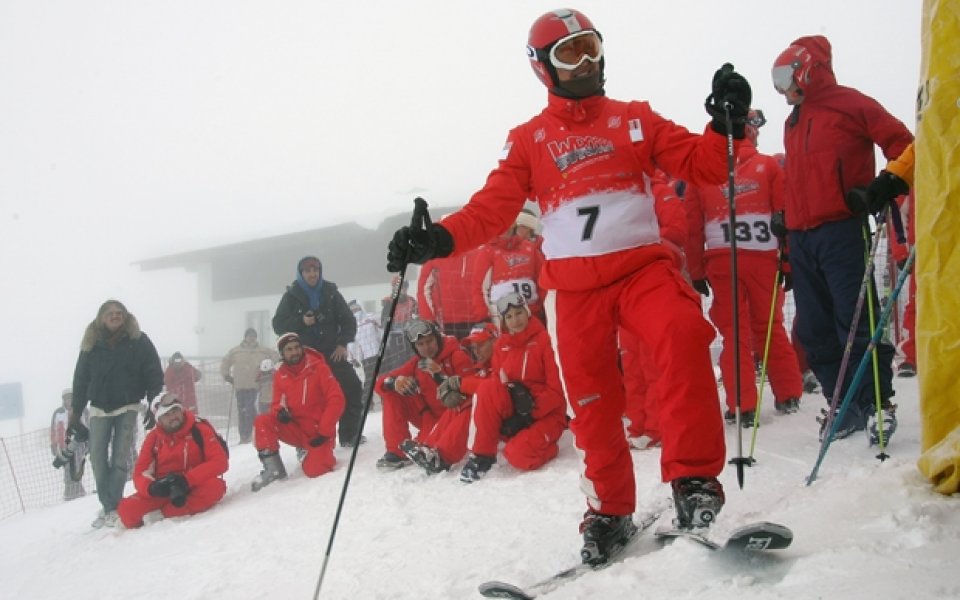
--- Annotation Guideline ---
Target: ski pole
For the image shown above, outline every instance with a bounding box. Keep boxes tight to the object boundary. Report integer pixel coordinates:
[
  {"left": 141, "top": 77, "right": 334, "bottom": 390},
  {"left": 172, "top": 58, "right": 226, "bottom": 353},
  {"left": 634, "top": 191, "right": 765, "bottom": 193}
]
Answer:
[
  {"left": 720, "top": 91, "right": 750, "bottom": 489},
  {"left": 313, "top": 197, "right": 431, "bottom": 599},
  {"left": 747, "top": 243, "right": 785, "bottom": 461},
  {"left": 860, "top": 223, "right": 887, "bottom": 460},
  {"left": 815, "top": 205, "right": 889, "bottom": 443},
  {"left": 806, "top": 246, "right": 914, "bottom": 485}
]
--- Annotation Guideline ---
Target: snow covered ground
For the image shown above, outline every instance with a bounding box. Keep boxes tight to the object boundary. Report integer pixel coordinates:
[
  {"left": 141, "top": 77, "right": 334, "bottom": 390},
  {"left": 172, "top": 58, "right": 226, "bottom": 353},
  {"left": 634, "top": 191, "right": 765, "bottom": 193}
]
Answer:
[{"left": 3, "top": 375, "right": 957, "bottom": 600}]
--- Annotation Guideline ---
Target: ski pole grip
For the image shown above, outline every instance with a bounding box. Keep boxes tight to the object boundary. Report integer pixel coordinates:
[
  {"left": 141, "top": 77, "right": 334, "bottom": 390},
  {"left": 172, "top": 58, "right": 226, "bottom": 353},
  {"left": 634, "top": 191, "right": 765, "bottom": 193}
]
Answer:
[{"left": 412, "top": 196, "right": 431, "bottom": 230}]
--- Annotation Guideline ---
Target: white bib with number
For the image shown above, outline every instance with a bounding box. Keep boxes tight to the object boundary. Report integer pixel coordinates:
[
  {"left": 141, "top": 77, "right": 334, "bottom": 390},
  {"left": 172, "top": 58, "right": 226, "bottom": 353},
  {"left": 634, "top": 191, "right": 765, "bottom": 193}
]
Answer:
[
  {"left": 490, "top": 278, "right": 539, "bottom": 304},
  {"left": 540, "top": 189, "right": 659, "bottom": 260},
  {"left": 704, "top": 212, "right": 777, "bottom": 251}
]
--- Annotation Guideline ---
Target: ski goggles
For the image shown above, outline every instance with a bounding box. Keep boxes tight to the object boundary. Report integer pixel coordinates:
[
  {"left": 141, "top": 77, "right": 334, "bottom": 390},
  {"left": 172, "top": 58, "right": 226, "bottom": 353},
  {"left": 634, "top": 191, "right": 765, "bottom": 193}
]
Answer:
[
  {"left": 495, "top": 292, "right": 527, "bottom": 316},
  {"left": 771, "top": 63, "right": 798, "bottom": 93},
  {"left": 747, "top": 109, "right": 767, "bottom": 128},
  {"left": 404, "top": 320, "right": 436, "bottom": 343},
  {"left": 549, "top": 30, "right": 603, "bottom": 70},
  {"left": 154, "top": 393, "right": 183, "bottom": 418}
]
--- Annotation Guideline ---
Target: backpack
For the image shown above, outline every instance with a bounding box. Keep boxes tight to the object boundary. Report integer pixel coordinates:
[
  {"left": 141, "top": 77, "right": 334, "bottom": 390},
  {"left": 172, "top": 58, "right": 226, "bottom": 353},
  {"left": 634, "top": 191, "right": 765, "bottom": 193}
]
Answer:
[{"left": 191, "top": 417, "right": 230, "bottom": 458}]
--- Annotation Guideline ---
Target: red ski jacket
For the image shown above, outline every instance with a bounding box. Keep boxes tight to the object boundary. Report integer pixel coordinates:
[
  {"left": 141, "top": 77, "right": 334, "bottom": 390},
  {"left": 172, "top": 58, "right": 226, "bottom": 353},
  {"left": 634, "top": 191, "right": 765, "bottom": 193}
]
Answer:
[
  {"left": 780, "top": 36, "right": 913, "bottom": 231},
  {"left": 133, "top": 411, "right": 228, "bottom": 495},
  {"left": 272, "top": 347, "right": 345, "bottom": 440},
  {"left": 376, "top": 335, "right": 475, "bottom": 417},
  {"left": 417, "top": 248, "right": 490, "bottom": 326},
  {"left": 477, "top": 234, "right": 545, "bottom": 317},
  {"left": 492, "top": 318, "right": 566, "bottom": 421},
  {"left": 439, "top": 93, "right": 735, "bottom": 292},
  {"left": 685, "top": 141, "right": 785, "bottom": 280}
]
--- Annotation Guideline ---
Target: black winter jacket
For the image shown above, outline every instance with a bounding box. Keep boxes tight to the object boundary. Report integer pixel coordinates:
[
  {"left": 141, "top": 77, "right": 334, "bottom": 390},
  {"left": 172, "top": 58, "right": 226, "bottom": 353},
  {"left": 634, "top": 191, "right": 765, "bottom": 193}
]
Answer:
[
  {"left": 272, "top": 280, "right": 356, "bottom": 354},
  {"left": 72, "top": 314, "right": 164, "bottom": 415}
]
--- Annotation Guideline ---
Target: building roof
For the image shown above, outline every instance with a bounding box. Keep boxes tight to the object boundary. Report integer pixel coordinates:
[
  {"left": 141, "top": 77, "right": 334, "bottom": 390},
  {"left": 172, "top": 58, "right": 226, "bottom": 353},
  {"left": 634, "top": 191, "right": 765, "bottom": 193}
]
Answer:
[{"left": 135, "top": 206, "right": 461, "bottom": 301}]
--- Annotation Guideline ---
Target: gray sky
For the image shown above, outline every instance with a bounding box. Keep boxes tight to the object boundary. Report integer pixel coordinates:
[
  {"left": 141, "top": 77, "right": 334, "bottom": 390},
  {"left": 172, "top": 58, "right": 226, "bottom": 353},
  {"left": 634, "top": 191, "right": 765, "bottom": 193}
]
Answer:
[{"left": 0, "top": 1, "right": 921, "bottom": 430}]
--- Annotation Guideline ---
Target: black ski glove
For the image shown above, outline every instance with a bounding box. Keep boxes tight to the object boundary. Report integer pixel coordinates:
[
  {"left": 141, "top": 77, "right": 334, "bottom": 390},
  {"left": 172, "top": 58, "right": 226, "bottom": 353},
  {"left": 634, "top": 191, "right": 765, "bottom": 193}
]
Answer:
[
  {"left": 277, "top": 407, "right": 292, "bottom": 424},
  {"left": 866, "top": 170, "right": 910, "bottom": 213},
  {"left": 309, "top": 434, "right": 328, "bottom": 447},
  {"left": 500, "top": 413, "right": 535, "bottom": 438},
  {"left": 705, "top": 63, "right": 751, "bottom": 139},
  {"left": 386, "top": 223, "right": 454, "bottom": 273},
  {"left": 692, "top": 279, "right": 711, "bottom": 297},
  {"left": 770, "top": 211, "right": 787, "bottom": 241},
  {"left": 148, "top": 478, "right": 172, "bottom": 498},
  {"left": 166, "top": 474, "right": 190, "bottom": 507},
  {"left": 505, "top": 382, "right": 534, "bottom": 416}
]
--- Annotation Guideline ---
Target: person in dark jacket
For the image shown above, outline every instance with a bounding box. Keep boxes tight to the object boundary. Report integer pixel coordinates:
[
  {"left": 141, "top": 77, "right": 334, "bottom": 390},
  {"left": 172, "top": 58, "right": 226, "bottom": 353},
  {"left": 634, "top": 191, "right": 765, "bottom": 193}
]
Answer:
[
  {"left": 272, "top": 256, "right": 364, "bottom": 447},
  {"left": 71, "top": 299, "right": 164, "bottom": 528}
]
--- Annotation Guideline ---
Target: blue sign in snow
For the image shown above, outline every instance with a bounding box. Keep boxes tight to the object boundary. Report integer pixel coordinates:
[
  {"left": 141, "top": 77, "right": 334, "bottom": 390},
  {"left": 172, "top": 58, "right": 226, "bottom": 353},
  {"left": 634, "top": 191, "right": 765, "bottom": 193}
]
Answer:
[{"left": 0, "top": 383, "right": 24, "bottom": 420}]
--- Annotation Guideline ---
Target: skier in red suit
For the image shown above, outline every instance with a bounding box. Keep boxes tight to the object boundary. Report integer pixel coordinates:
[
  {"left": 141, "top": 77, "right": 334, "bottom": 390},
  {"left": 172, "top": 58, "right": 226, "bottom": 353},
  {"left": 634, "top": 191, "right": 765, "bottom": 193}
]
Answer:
[
  {"left": 374, "top": 319, "right": 474, "bottom": 470},
  {"left": 417, "top": 247, "right": 491, "bottom": 340},
  {"left": 685, "top": 110, "right": 804, "bottom": 423},
  {"left": 250, "top": 333, "right": 345, "bottom": 491},
  {"left": 459, "top": 293, "right": 567, "bottom": 483},
  {"left": 387, "top": 8, "right": 752, "bottom": 564},
  {"left": 117, "top": 393, "right": 228, "bottom": 528},
  {"left": 477, "top": 217, "right": 546, "bottom": 323}
]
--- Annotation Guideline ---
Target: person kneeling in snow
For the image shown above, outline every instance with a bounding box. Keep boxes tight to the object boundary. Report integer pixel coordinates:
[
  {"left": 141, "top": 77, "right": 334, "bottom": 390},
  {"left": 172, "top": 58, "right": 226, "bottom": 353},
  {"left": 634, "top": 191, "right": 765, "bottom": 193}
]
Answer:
[
  {"left": 117, "top": 393, "right": 228, "bottom": 528},
  {"left": 460, "top": 292, "right": 567, "bottom": 483},
  {"left": 251, "top": 333, "right": 345, "bottom": 491}
]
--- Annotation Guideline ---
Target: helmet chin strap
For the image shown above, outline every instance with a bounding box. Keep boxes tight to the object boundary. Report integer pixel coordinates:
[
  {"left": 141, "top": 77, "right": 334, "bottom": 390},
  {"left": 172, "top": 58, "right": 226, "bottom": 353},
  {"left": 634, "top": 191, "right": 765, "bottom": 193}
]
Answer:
[{"left": 553, "top": 70, "right": 605, "bottom": 99}]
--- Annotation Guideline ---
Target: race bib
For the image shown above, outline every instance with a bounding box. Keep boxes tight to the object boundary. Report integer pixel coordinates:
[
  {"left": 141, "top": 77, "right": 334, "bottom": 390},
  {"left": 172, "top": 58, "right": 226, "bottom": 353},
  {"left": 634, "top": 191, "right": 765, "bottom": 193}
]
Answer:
[
  {"left": 540, "top": 189, "right": 659, "bottom": 259},
  {"left": 704, "top": 213, "right": 777, "bottom": 251},
  {"left": 491, "top": 278, "right": 538, "bottom": 304}
]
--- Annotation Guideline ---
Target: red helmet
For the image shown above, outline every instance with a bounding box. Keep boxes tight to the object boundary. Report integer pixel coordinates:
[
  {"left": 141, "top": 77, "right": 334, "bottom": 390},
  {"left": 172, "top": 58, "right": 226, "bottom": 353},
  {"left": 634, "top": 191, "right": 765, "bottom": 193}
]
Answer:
[
  {"left": 527, "top": 9, "right": 604, "bottom": 96},
  {"left": 771, "top": 44, "right": 813, "bottom": 95}
]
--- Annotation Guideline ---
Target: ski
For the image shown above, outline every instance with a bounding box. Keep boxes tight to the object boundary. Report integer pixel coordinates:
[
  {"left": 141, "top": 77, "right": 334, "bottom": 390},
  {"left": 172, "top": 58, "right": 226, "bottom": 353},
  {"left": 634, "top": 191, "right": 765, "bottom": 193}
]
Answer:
[
  {"left": 478, "top": 508, "right": 665, "bottom": 599},
  {"left": 655, "top": 520, "right": 793, "bottom": 552}
]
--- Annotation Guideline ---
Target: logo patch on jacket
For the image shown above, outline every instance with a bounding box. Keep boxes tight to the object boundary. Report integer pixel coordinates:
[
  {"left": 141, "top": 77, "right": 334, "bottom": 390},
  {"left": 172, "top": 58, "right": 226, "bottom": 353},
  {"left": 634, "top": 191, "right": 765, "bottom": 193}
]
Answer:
[{"left": 547, "top": 135, "right": 615, "bottom": 172}]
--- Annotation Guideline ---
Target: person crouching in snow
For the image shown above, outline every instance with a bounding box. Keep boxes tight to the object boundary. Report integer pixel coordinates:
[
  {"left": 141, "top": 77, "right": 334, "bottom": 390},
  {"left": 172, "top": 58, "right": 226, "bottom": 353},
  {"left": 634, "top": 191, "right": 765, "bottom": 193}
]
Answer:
[
  {"left": 374, "top": 319, "right": 474, "bottom": 471},
  {"left": 251, "top": 332, "right": 345, "bottom": 491},
  {"left": 401, "top": 322, "right": 499, "bottom": 474},
  {"left": 117, "top": 393, "right": 228, "bottom": 528},
  {"left": 460, "top": 292, "right": 568, "bottom": 483}
]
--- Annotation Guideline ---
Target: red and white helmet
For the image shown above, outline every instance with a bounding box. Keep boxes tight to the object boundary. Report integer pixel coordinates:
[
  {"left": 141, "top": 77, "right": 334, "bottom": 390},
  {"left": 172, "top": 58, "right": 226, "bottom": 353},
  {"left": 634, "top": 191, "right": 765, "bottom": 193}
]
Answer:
[
  {"left": 526, "top": 9, "right": 604, "bottom": 94},
  {"left": 771, "top": 44, "right": 813, "bottom": 96}
]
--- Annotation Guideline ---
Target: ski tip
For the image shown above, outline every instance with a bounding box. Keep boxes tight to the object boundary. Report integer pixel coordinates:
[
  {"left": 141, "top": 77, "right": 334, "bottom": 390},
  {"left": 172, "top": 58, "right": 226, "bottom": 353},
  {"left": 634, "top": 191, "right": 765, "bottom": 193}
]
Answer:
[
  {"left": 725, "top": 521, "right": 793, "bottom": 551},
  {"left": 478, "top": 580, "right": 535, "bottom": 599}
]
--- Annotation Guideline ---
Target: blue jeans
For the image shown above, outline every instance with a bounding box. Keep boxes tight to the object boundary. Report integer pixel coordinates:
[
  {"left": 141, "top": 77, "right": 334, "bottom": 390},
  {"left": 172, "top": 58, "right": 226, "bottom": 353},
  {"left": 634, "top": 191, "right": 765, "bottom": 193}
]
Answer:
[
  {"left": 88, "top": 409, "right": 138, "bottom": 512},
  {"left": 789, "top": 217, "right": 895, "bottom": 427}
]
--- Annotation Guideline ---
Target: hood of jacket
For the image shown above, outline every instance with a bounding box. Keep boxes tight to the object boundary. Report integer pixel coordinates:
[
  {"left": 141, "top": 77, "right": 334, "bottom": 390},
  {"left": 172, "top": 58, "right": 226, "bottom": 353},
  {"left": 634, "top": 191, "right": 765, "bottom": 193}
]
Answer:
[
  {"left": 791, "top": 35, "right": 836, "bottom": 100},
  {"left": 80, "top": 312, "right": 142, "bottom": 352}
]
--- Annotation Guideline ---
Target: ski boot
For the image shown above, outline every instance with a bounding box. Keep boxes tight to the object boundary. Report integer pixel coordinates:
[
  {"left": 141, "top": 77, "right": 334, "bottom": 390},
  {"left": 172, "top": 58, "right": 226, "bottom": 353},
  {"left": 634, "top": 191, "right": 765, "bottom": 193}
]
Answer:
[
  {"left": 251, "top": 450, "right": 287, "bottom": 492},
  {"left": 671, "top": 476, "right": 724, "bottom": 530},
  {"left": 579, "top": 510, "right": 638, "bottom": 566},
  {"left": 897, "top": 363, "right": 916, "bottom": 378},
  {"left": 399, "top": 439, "right": 449, "bottom": 474},
  {"left": 724, "top": 410, "right": 756, "bottom": 428},
  {"left": 459, "top": 454, "right": 496, "bottom": 483},
  {"left": 817, "top": 407, "right": 862, "bottom": 442},
  {"left": 775, "top": 397, "right": 801, "bottom": 415},
  {"left": 867, "top": 400, "right": 898, "bottom": 446},
  {"left": 802, "top": 370, "right": 820, "bottom": 393},
  {"left": 376, "top": 451, "right": 412, "bottom": 471}
]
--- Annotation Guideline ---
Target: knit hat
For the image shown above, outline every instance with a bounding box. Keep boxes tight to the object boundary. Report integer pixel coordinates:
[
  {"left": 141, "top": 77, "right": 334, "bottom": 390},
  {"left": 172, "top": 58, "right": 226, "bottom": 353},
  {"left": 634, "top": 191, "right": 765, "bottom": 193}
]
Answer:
[
  {"left": 277, "top": 332, "right": 300, "bottom": 352},
  {"left": 154, "top": 393, "right": 183, "bottom": 418},
  {"left": 298, "top": 256, "right": 321, "bottom": 273}
]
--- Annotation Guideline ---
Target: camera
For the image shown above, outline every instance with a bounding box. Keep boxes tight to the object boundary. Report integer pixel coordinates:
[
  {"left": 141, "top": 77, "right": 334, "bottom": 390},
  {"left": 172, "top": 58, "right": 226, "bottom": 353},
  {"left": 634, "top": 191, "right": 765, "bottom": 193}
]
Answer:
[{"left": 168, "top": 478, "right": 189, "bottom": 508}]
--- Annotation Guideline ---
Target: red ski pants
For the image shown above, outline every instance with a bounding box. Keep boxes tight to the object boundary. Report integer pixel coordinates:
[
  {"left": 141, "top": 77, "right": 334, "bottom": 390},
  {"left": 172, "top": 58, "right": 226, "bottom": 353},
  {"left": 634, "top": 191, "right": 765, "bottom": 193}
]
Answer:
[
  {"left": 422, "top": 404, "right": 472, "bottom": 465},
  {"left": 380, "top": 390, "right": 440, "bottom": 456},
  {"left": 471, "top": 379, "right": 565, "bottom": 470},
  {"left": 117, "top": 478, "right": 226, "bottom": 528},
  {"left": 706, "top": 253, "right": 803, "bottom": 411},
  {"left": 254, "top": 414, "right": 336, "bottom": 478},
  {"left": 546, "top": 260, "right": 725, "bottom": 516},
  {"left": 619, "top": 328, "right": 661, "bottom": 441}
]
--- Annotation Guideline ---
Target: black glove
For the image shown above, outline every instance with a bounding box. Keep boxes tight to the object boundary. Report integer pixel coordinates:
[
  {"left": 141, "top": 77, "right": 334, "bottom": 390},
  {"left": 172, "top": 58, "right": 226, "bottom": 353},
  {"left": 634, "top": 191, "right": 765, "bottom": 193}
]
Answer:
[
  {"left": 781, "top": 272, "right": 794, "bottom": 293},
  {"left": 142, "top": 408, "right": 156, "bottom": 431},
  {"left": 166, "top": 474, "right": 190, "bottom": 507},
  {"left": 770, "top": 211, "right": 787, "bottom": 241},
  {"left": 66, "top": 419, "right": 89, "bottom": 443},
  {"left": 500, "top": 413, "right": 534, "bottom": 437},
  {"left": 386, "top": 223, "right": 454, "bottom": 273},
  {"left": 148, "top": 478, "right": 172, "bottom": 498},
  {"left": 692, "top": 279, "right": 711, "bottom": 297},
  {"left": 705, "top": 63, "right": 751, "bottom": 139},
  {"left": 277, "top": 407, "right": 292, "bottom": 424},
  {"left": 309, "top": 435, "right": 329, "bottom": 447},
  {"left": 866, "top": 170, "right": 910, "bottom": 213},
  {"left": 505, "top": 382, "right": 534, "bottom": 416}
]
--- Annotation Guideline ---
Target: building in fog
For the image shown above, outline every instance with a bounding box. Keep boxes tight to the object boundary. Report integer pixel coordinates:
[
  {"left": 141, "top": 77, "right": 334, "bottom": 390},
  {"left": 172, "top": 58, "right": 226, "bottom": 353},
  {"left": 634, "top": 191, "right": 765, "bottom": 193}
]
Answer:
[{"left": 134, "top": 208, "right": 458, "bottom": 356}]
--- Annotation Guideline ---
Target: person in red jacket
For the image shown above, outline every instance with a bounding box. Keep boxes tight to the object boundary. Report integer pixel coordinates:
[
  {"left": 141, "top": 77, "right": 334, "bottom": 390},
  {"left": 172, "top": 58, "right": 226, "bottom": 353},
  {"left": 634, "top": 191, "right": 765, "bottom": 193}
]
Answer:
[
  {"left": 375, "top": 319, "right": 474, "bottom": 471},
  {"left": 686, "top": 109, "right": 803, "bottom": 424},
  {"left": 387, "top": 9, "right": 750, "bottom": 564},
  {"left": 250, "top": 332, "right": 345, "bottom": 491},
  {"left": 477, "top": 216, "right": 546, "bottom": 323},
  {"left": 117, "top": 393, "right": 228, "bottom": 528},
  {"left": 459, "top": 292, "right": 568, "bottom": 483},
  {"left": 771, "top": 35, "right": 913, "bottom": 443},
  {"left": 399, "top": 322, "right": 499, "bottom": 474},
  {"left": 417, "top": 246, "right": 491, "bottom": 340},
  {"left": 163, "top": 352, "right": 202, "bottom": 413}
]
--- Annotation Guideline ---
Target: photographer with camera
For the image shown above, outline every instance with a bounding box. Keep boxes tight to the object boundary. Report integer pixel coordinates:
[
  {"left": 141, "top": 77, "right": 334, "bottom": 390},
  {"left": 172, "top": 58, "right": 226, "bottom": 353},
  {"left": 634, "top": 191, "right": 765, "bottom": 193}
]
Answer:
[
  {"left": 50, "top": 388, "right": 88, "bottom": 501},
  {"left": 117, "top": 393, "right": 228, "bottom": 529},
  {"left": 272, "top": 255, "right": 365, "bottom": 448}
]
